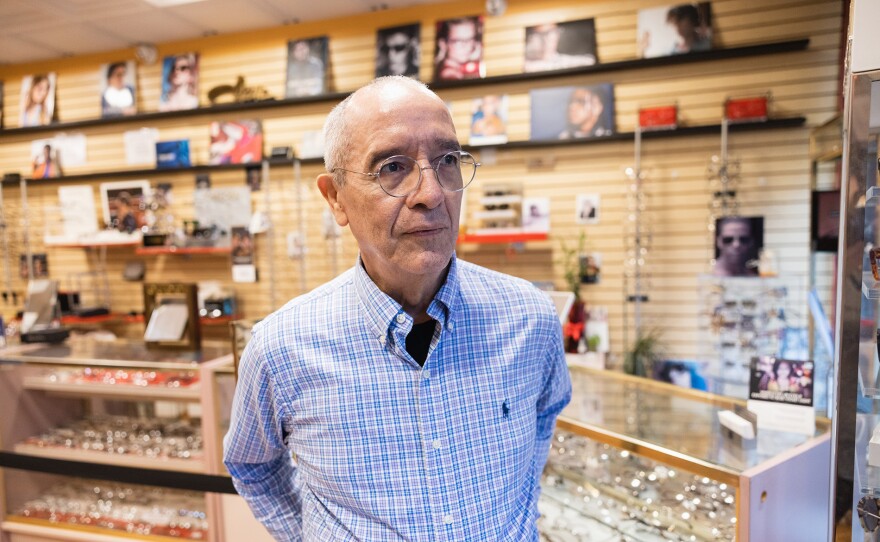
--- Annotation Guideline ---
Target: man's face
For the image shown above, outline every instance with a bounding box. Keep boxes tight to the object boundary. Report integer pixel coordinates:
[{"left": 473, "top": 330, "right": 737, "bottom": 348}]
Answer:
[
  {"left": 446, "top": 21, "right": 477, "bottom": 64},
  {"left": 293, "top": 41, "right": 310, "bottom": 61},
  {"left": 110, "top": 66, "right": 127, "bottom": 89},
  {"left": 325, "top": 86, "right": 462, "bottom": 282},
  {"left": 717, "top": 221, "right": 753, "bottom": 261},
  {"left": 568, "top": 89, "right": 595, "bottom": 125},
  {"left": 385, "top": 32, "right": 411, "bottom": 73}
]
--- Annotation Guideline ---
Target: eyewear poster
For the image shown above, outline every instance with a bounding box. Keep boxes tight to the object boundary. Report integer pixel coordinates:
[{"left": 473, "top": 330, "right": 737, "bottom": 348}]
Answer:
[
  {"left": 524, "top": 18, "right": 597, "bottom": 73},
  {"left": 20, "top": 73, "right": 56, "bottom": 127},
  {"left": 530, "top": 84, "right": 615, "bottom": 141},
  {"left": 713, "top": 216, "right": 763, "bottom": 277},
  {"left": 637, "top": 3, "right": 713, "bottom": 58},
  {"left": 159, "top": 53, "right": 199, "bottom": 112},
  {"left": 286, "top": 37, "right": 328, "bottom": 98},
  {"left": 100, "top": 61, "right": 137, "bottom": 118},
  {"left": 434, "top": 15, "right": 485, "bottom": 81},
  {"left": 209, "top": 120, "right": 263, "bottom": 165},
  {"left": 376, "top": 24, "right": 420, "bottom": 78},
  {"left": 749, "top": 356, "right": 813, "bottom": 407},
  {"left": 469, "top": 94, "right": 508, "bottom": 146}
]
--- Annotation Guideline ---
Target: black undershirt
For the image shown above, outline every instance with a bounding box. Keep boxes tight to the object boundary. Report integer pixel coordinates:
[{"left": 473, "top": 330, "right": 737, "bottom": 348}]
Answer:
[{"left": 405, "top": 319, "right": 436, "bottom": 367}]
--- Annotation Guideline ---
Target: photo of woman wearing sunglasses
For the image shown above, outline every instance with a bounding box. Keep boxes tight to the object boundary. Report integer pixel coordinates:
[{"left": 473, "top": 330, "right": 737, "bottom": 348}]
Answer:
[
  {"left": 159, "top": 53, "right": 199, "bottom": 112},
  {"left": 713, "top": 216, "right": 764, "bottom": 277}
]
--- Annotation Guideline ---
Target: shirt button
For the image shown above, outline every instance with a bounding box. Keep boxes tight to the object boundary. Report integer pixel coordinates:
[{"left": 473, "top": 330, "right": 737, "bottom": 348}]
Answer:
[
  {"left": 396, "top": 314, "right": 406, "bottom": 324},
  {"left": 422, "top": 370, "right": 431, "bottom": 380},
  {"left": 432, "top": 438, "right": 442, "bottom": 449},
  {"left": 379, "top": 336, "right": 387, "bottom": 346},
  {"left": 443, "top": 514, "right": 453, "bottom": 525},
  {"left": 447, "top": 322, "right": 454, "bottom": 331}
]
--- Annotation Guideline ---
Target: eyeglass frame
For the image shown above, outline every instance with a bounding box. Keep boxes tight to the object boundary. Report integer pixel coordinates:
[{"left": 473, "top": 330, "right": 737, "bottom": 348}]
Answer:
[{"left": 331, "top": 149, "right": 480, "bottom": 198}]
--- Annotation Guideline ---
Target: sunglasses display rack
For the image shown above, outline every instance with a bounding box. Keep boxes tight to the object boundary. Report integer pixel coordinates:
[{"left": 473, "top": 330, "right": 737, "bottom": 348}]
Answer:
[
  {"left": 470, "top": 182, "right": 524, "bottom": 235},
  {"left": 706, "top": 119, "right": 742, "bottom": 269},
  {"left": 623, "top": 128, "right": 654, "bottom": 358},
  {"left": 697, "top": 276, "right": 805, "bottom": 399}
]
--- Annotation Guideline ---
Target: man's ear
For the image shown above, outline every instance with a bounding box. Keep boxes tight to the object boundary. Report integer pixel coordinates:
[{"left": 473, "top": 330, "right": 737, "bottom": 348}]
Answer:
[{"left": 317, "top": 173, "right": 349, "bottom": 227}]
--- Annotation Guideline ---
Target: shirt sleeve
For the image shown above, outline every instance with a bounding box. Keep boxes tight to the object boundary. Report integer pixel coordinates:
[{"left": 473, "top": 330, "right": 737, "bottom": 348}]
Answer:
[
  {"left": 223, "top": 325, "right": 302, "bottom": 541},
  {"left": 532, "top": 318, "right": 572, "bottom": 497}
]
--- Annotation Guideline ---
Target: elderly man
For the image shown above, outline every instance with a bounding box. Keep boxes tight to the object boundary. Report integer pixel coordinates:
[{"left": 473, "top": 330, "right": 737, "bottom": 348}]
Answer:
[{"left": 224, "top": 76, "right": 570, "bottom": 541}]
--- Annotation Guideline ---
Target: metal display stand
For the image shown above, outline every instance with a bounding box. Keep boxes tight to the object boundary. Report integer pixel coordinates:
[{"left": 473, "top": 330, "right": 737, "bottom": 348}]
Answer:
[{"left": 623, "top": 128, "right": 651, "bottom": 355}]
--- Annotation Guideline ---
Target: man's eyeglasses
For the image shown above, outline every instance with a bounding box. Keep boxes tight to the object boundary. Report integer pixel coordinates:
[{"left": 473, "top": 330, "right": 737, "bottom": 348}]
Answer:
[
  {"left": 386, "top": 43, "right": 409, "bottom": 53},
  {"left": 721, "top": 235, "right": 751, "bottom": 245},
  {"left": 174, "top": 64, "right": 191, "bottom": 72},
  {"left": 333, "top": 150, "right": 479, "bottom": 198}
]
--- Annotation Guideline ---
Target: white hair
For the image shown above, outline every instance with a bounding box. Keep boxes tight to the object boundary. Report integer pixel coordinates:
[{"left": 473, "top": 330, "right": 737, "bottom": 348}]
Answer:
[{"left": 322, "top": 76, "right": 433, "bottom": 186}]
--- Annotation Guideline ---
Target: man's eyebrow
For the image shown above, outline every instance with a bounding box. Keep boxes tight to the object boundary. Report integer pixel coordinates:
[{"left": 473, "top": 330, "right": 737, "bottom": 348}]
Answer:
[
  {"left": 364, "top": 139, "right": 461, "bottom": 170},
  {"left": 364, "top": 146, "right": 408, "bottom": 171}
]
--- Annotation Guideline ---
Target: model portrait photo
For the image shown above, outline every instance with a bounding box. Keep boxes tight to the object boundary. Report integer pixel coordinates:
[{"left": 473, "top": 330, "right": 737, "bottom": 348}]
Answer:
[
  {"left": 31, "top": 141, "right": 63, "bottom": 179},
  {"left": 522, "top": 197, "right": 551, "bottom": 233},
  {"left": 469, "top": 94, "right": 508, "bottom": 146},
  {"left": 434, "top": 15, "right": 485, "bottom": 81},
  {"left": 286, "top": 37, "right": 328, "bottom": 98},
  {"left": 576, "top": 193, "right": 600, "bottom": 225},
  {"left": 524, "top": 18, "right": 597, "bottom": 73},
  {"left": 713, "top": 215, "right": 764, "bottom": 277},
  {"left": 159, "top": 53, "right": 199, "bottom": 112},
  {"left": 376, "top": 24, "right": 420, "bottom": 78},
  {"left": 100, "top": 61, "right": 137, "bottom": 118},
  {"left": 637, "top": 2, "right": 713, "bottom": 58},
  {"left": 100, "top": 181, "right": 150, "bottom": 233},
  {"left": 209, "top": 120, "right": 263, "bottom": 165},
  {"left": 530, "top": 84, "right": 615, "bottom": 141},
  {"left": 20, "top": 73, "right": 57, "bottom": 127}
]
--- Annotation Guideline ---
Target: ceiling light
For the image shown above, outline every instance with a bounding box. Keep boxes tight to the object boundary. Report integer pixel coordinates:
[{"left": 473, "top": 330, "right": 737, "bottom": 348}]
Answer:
[{"left": 143, "top": 0, "right": 208, "bottom": 7}]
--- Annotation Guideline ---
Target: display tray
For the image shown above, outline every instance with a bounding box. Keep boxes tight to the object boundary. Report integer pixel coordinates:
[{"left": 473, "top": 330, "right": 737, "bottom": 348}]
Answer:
[
  {"left": 561, "top": 366, "right": 828, "bottom": 483},
  {"left": 0, "top": 340, "right": 231, "bottom": 370},
  {"left": 21, "top": 377, "right": 201, "bottom": 401},
  {"left": 11, "top": 444, "right": 205, "bottom": 473},
  {"left": 2, "top": 518, "right": 190, "bottom": 542}
]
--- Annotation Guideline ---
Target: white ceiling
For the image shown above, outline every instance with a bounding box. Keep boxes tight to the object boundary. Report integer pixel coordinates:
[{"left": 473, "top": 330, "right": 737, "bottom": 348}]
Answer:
[{"left": 0, "top": 0, "right": 437, "bottom": 65}]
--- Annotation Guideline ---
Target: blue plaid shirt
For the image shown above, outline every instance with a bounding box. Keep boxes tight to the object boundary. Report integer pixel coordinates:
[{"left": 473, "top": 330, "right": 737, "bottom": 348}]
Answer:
[{"left": 223, "top": 255, "right": 571, "bottom": 541}]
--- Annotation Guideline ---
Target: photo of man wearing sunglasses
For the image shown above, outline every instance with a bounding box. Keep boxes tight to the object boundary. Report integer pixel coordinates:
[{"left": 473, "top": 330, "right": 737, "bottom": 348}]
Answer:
[
  {"left": 376, "top": 23, "right": 420, "bottom": 78},
  {"left": 713, "top": 216, "right": 763, "bottom": 277}
]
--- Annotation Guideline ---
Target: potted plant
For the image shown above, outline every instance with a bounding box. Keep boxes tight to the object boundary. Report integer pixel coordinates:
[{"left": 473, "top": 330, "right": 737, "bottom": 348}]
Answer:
[{"left": 624, "top": 329, "right": 663, "bottom": 377}]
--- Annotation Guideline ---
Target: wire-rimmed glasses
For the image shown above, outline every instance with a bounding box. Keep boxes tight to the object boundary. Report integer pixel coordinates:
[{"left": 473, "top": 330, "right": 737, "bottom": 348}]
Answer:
[{"left": 333, "top": 150, "right": 479, "bottom": 198}]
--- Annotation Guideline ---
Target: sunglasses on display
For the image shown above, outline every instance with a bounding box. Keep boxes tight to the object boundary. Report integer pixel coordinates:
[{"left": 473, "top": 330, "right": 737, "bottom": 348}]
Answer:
[{"left": 721, "top": 235, "right": 751, "bottom": 245}]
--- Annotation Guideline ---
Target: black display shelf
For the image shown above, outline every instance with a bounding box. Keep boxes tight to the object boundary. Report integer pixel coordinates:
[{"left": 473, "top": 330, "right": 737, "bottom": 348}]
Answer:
[
  {"left": 4, "top": 157, "right": 302, "bottom": 185},
  {"left": 0, "top": 450, "right": 236, "bottom": 494},
  {"left": 2, "top": 117, "right": 805, "bottom": 186},
  {"left": 478, "top": 116, "right": 807, "bottom": 151},
  {"left": 431, "top": 38, "right": 809, "bottom": 90},
  {"left": 0, "top": 38, "right": 809, "bottom": 138}
]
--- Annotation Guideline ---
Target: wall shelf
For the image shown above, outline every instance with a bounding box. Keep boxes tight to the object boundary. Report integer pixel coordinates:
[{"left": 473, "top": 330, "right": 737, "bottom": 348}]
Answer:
[
  {"left": 4, "top": 118, "right": 806, "bottom": 187},
  {"left": 135, "top": 245, "right": 232, "bottom": 256},
  {"left": 0, "top": 39, "right": 809, "bottom": 139},
  {"left": 458, "top": 231, "right": 548, "bottom": 244}
]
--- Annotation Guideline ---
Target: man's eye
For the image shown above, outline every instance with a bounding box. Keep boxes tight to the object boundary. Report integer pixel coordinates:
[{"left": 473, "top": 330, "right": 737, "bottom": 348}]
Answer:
[{"left": 381, "top": 160, "right": 408, "bottom": 174}]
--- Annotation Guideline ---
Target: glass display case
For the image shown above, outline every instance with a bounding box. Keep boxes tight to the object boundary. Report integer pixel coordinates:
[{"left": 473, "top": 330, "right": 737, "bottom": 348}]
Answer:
[
  {"left": 830, "top": 43, "right": 880, "bottom": 540},
  {"left": 0, "top": 337, "right": 234, "bottom": 542},
  {"left": 543, "top": 367, "right": 830, "bottom": 541}
]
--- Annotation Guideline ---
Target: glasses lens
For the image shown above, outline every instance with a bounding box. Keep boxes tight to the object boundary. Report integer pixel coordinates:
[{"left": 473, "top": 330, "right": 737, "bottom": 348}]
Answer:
[
  {"left": 435, "top": 151, "right": 476, "bottom": 192},
  {"left": 377, "top": 155, "right": 419, "bottom": 196}
]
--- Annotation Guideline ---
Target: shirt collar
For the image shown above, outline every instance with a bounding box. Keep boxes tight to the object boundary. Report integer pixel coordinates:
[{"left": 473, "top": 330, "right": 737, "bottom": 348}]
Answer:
[{"left": 353, "top": 253, "right": 461, "bottom": 342}]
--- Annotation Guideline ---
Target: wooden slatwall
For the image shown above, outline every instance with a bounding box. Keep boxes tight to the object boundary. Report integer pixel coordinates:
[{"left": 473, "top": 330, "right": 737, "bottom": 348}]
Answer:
[{"left": 0, "top": 0, "right": 841, "bottom": 359}]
